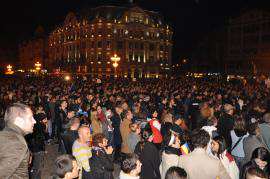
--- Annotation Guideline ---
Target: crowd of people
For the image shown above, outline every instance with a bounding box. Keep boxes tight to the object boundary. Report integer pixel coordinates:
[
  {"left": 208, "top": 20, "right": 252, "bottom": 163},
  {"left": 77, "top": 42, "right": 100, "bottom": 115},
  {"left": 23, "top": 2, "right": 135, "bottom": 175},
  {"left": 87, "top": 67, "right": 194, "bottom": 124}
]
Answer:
[{"left": 0, "top": 75, "right": 270, "bottom": 179}]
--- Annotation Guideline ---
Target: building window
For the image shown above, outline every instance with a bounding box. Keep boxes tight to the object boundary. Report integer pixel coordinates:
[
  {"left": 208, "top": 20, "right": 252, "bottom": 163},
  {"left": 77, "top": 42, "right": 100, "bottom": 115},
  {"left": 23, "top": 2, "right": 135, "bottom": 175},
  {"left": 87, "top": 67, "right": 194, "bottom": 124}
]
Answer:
[
  {"left": 98, "top": 41, "right": 102, "bottom": 48},
  {"left": 106, "top": 41, "right": 111, "bottom": 49},
  {"left": 117, "top": 41, "right": 123, "bottom": 50},
  {"left": 135, "top": 42, "right": 138, "bottom": 49},
  {"left": 160, "top": 45, "right": 164, "bottom": 51},
  {"left": 129, "top": 42, "right": 133, "bottom": 49},
  {"left": 149, "top": 43, "right": 155, "bottom": 51},
  {"left": 81, "top": 42, "right": 86, "bottom": 49},
  {"left": 98, "top": 53, "right": 102, "bottom": 61},
  {"left": 140, "top": 55, "right": 144, "bottom": 61},
  {"left": 98, "top": 29, "right": 102, "bottom": 35},
  {"left": 129, "top": 53, "right": 133, "bottom": 61},
  {"left": 91, "top": 41, "right": 95, "bottom": 48},
  {"left": 135, "top": 55, "right": 138, "bottom": 61},
  {"left": 140, "top": 43, "right": 144, "bottom": 50}
]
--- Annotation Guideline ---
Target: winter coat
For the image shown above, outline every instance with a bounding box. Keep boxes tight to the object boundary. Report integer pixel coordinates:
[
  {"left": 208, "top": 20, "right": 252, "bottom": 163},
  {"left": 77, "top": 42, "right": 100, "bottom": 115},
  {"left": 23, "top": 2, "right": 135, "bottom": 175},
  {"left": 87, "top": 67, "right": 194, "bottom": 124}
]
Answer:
[
  {"left": 135, "top": 142, "right": 161, "bottom": 179},
  {"left": 259, "top": 123, "right": 270, "bottom": 150},
  {"left": 0, "top": 123, "right": 30, "bottom": 179},
  {"left": 218, "top": 151, "right": 239, "bottom": 179},
  {"left": 91, "top": 113, "right": 102, "bottom": 135},
  {"left": 82, "top": 147, "right": 114, "bottom": 179},
  {"left": 177, "top": 148, "right": 231, "bottom": 179},
  {"left": 160, "top": 147, "right": 181, "bottom": 179},
  {"left": 243, "top": 135, "right": 265, "bottom": 164},
  {"left": 111, "top": 114, "right": 122, "bottom": 147},
  {"left": 120, "top": 118, "right": 132, "bottom": 154}
]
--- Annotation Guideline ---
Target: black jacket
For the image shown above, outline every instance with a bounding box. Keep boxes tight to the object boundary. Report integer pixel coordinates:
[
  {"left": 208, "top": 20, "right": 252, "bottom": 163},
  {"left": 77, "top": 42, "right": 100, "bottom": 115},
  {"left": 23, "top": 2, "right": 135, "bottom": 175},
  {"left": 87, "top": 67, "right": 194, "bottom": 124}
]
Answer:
[
  {"left": 135, "top": 142, "right": 161, "bottom": 179},
  {"left": 82, "top": 147, "right": 114, "bottom": 179},
  {"left": 217, "top": 113, "right": 235, "bottom": 149},
  {"left": 26, "top": 120, "right": 47, "bottom": 153},
  {"left": 111, "top": 114, "right": 122, "bottom": 147},
  {"left": 61, "top": 129, "right": 78, "bottom": 155}
]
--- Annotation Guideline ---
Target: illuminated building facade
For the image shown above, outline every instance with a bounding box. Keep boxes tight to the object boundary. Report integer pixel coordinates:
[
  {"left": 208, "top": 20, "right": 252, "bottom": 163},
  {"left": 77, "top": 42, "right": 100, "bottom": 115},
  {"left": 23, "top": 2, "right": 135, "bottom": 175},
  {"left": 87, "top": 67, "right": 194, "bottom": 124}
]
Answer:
[{"left": 48, "top": 5, "right": 173, "bottom": 77}]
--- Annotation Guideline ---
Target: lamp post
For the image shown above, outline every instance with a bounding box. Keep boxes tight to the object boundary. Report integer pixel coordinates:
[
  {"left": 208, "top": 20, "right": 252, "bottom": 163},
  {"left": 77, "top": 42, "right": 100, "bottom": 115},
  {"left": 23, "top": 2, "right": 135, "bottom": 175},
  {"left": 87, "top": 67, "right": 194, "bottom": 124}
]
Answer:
[
  {"left": 111, "top": 54, "right": 120, "bottom": 77},
  {"left": 34, "top": 62, "right": 42, "bottom": 74},
  {"left": 5, "top": 64, "right": 14, "bottom": 75}
]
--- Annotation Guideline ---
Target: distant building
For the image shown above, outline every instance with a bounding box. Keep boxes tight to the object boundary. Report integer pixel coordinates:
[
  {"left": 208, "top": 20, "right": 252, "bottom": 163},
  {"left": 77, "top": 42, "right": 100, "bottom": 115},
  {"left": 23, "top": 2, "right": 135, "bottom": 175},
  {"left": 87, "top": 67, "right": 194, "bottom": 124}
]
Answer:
[
  {"left": 19, "top": 4, "right": 173, "bottom": 78},
  {"left": 192, "top": 8, "right": 270, "bottom": 74},
  {"left": 48, "top": 5, "right": 173, "bottom": 77},
  {"left": 18, "top": 26, "right": 48, "bottom": 70},
  {"left": 191, "top": 28, "right": 227, "bottom": 73},
  {"left": 227, "top": 9, "right": 270, "bottom": 74}
]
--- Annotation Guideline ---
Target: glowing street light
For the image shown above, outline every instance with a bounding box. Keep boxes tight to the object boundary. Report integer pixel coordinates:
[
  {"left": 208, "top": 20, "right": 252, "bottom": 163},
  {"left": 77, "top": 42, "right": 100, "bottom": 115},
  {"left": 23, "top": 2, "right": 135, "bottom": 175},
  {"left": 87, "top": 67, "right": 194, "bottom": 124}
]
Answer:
[
  {"left": 111, "top": 54, "right": 120, "bottom": 77},
  {"left": 182, "top": 58, "right": 188, "bottom": 64},
  {"left": 35, "top": 61, "right": 42, "bottom": 71},
  {"left": 7, "top": 64, "right": 12, "bottom": 71},
  {"left": 5, "top": 64, "right": 14, "bottom": 75},
  {"left": 111, "top": 54, "right": 120, "bottom": 63},
  {"left": 112, "top": 62, "right": 119, "bottom": 68},
  {"left": 64, "top": 75, "right": 71, "bottom": 81}
]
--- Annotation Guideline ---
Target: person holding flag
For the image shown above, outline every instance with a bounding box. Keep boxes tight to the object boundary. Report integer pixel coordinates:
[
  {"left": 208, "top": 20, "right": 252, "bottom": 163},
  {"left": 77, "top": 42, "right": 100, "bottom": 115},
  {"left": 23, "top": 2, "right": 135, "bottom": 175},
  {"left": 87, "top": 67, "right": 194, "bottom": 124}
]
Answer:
[{"left": 160, "top": 124, "right": 190, "bottom": 179}]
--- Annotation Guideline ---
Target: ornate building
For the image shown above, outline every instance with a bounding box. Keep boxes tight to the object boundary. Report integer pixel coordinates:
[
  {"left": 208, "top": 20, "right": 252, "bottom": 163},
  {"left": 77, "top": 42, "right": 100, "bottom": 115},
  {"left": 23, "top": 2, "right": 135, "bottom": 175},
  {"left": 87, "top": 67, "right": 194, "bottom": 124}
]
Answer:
[
  {"left": 48, "top": 5, "right": 173, "bottom": 77},
  {"left": 18, "top": 26, "right": 48, "bottom": 70}
]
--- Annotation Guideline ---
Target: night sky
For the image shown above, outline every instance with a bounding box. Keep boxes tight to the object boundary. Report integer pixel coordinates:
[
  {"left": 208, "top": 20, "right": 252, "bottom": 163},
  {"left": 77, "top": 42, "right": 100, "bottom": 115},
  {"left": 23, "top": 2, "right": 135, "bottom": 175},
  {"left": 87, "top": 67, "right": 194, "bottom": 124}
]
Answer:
[{"left": 0, "top": 0, "right": 268, "bottom": 63}]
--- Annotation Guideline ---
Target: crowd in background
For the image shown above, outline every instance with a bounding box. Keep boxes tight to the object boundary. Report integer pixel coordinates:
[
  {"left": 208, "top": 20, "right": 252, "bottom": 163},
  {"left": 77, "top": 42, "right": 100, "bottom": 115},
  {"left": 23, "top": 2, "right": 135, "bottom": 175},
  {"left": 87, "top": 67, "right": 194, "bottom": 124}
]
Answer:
[{"left": 0, "top": 75, "right": 270, "bottom": 179}]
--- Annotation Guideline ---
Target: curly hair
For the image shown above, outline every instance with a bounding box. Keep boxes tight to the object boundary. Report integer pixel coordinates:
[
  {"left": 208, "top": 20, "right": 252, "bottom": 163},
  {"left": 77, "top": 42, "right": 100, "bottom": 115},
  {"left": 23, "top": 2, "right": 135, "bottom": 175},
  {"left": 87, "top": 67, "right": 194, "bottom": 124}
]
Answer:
[
  {"left": 121, "top": 154, "right": 140, "bottom": 174},
  {"left": 92, "top": 133, "right": 106, "bottom": 147}
]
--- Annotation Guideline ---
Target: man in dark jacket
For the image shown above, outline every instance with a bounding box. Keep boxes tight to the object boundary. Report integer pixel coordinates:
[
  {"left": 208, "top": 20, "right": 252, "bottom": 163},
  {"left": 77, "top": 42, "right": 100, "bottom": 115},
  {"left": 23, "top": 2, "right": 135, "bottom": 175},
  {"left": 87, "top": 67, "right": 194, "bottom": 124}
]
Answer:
[
  {"left": 55, "top": 100, "right": 67, "bottom": 141},
  {"left": 83, "top": 133, "right": 114, "bottom": 179},
  {"left": 0, "top": 103, "right": 36, "bottom": 179},
  {"left": 217, "top": 103, "right": 235, "bottom": 149},
  {"left": 135, "top": 126, "right": 161, "bottom": 179},
  {"left": 111, "top": 105, "right": 123, "bottom": 162},
  {"left": 26, "top": 112, "right": 48, "bottom": 179},
  {"left": 61, "top": 117, "right": 80, "bottom": 155}
]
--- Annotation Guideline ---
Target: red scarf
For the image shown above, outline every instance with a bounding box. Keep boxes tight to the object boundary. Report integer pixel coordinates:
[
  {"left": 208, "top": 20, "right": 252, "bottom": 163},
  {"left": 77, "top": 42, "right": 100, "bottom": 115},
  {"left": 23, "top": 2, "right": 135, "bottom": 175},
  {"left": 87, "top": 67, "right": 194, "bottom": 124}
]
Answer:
[{"left": 97, "top": 111, "right": 106, "bottom": 123}]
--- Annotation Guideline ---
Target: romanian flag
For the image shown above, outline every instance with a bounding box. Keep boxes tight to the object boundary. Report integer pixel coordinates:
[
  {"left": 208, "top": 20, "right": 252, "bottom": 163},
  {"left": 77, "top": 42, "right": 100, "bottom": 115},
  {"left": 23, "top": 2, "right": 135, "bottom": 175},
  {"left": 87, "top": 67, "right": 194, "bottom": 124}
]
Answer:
[{"left": 180, "top": 142, "right": 190, "bottom": 155}]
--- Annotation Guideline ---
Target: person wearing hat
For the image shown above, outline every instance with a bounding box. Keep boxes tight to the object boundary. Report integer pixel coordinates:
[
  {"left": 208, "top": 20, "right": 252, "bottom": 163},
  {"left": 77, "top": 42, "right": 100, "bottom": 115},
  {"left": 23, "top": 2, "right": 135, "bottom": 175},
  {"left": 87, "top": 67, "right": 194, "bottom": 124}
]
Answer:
[{"left": 160, "top": 124, "right": 184, "bottom": 179}]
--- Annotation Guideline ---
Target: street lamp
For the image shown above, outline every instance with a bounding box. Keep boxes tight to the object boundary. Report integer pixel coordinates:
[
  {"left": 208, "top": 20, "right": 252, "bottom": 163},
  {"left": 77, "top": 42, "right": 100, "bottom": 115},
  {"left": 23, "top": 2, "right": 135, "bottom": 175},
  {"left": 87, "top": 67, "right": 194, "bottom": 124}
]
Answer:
[
  {"left": 34, "top": 62, "right": 42, "bottom": 73},
  {"left": 111, "top": 54, "right": 120, "bottom": 77},
  {"left": 5, "top": 64, "right": 14, "bottom": 75}
]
